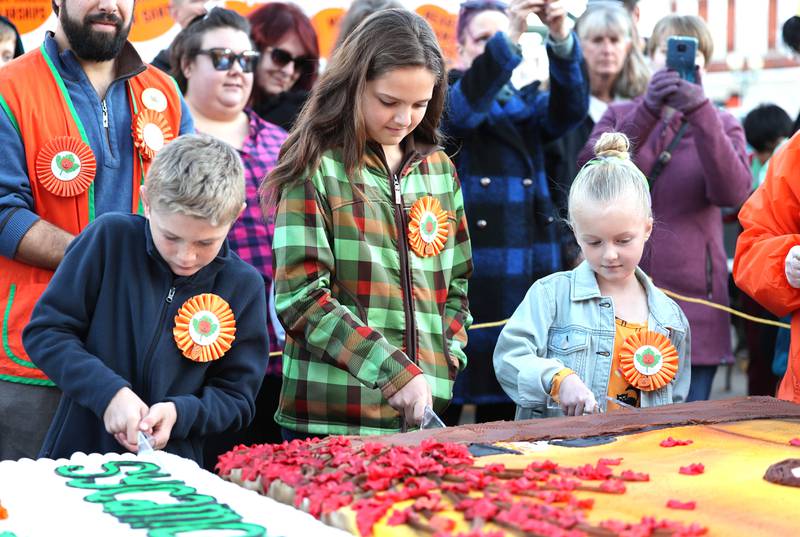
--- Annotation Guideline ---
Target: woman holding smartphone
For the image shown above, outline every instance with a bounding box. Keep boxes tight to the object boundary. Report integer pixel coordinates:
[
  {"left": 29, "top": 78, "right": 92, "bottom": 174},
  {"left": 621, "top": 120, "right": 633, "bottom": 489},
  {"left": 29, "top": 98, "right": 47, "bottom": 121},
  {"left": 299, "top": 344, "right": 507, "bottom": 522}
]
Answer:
[{"left": 578, "top": 14, "right": 751, "bottom": 402}]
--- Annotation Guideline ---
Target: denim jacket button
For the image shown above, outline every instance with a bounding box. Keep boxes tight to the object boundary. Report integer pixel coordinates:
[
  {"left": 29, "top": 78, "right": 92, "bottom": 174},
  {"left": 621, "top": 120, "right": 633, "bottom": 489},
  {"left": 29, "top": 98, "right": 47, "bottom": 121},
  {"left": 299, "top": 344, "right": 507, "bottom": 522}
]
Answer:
[
  {"left": 522, "top": 178, "right": 533, "bottom": 187},
  {"left": 480, "top": 177, "right": 491, "bottom": 187},
  {"left": 476, "top": 219, "right": 487, "bottom": 229},
  {"left": 599, "top": 302, "right": 611, "bottom": 308}
]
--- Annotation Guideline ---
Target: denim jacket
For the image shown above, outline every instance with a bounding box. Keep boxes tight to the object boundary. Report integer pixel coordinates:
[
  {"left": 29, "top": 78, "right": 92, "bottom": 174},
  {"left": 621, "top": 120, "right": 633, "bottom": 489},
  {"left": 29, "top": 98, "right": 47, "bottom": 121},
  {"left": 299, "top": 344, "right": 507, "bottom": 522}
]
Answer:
[{"left": 493, "top": 261, "right": 691, "bottom": 419}]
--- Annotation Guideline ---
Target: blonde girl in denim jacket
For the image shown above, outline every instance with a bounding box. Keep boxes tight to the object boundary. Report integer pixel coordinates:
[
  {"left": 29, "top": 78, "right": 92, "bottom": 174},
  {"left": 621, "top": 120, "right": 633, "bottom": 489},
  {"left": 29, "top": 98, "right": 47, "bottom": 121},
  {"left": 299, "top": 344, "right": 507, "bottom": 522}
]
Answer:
[{"left": 494, "top": 132, "right": 690, "bottom": 419}]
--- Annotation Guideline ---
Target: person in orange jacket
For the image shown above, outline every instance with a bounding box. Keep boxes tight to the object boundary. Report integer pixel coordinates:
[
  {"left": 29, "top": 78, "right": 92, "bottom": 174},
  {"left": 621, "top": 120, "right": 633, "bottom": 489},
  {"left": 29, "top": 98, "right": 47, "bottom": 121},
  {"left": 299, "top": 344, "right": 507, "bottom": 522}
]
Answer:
[{"left": 734, "top": 133, "right": 800, "bottom": 403}]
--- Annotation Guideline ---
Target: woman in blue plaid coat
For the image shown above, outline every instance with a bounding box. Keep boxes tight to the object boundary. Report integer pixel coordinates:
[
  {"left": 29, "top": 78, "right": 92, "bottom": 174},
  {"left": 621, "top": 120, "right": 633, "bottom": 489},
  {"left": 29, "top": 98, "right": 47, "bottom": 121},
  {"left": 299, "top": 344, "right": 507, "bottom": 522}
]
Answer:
[{"left": 442, "top": 0, "right": 588, "bottom": 422}]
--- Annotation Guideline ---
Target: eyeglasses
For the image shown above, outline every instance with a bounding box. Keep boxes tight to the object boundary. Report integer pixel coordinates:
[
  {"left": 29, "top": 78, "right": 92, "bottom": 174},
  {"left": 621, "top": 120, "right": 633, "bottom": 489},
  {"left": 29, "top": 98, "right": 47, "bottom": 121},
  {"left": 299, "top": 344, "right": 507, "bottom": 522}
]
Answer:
[
  {"left": 197, "top": 48, "right": 260, "bottom": 73},
  {"left": 266, "top": 47, "right": 317, "bottom": 76}
]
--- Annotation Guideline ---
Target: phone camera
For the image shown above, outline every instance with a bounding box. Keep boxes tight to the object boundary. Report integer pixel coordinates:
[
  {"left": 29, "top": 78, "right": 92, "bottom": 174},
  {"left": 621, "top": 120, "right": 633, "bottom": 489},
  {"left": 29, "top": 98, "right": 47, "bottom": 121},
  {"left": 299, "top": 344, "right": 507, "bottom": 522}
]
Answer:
[{"left": 677, "top": 44, "right": 686, "bottom": 52}]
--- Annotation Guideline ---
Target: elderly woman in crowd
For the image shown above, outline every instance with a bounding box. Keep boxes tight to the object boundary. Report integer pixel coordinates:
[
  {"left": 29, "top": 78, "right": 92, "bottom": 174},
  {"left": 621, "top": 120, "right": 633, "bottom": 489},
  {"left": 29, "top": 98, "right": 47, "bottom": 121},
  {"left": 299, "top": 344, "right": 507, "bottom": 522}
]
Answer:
[
  {"left": 171, "top": 7, "right": 287, "bottom": 466},
  {"left": 545, "top": 1, "right": 648, "bottom": 253},
  {"left": 248, "top": 2, "right": 319, "bottom": 131},
  {"left": 441, "top": 0, "right": 588, "bottom": 424},
  {"left": 579, "top": 14, "right": 751, "bottom": 401}
]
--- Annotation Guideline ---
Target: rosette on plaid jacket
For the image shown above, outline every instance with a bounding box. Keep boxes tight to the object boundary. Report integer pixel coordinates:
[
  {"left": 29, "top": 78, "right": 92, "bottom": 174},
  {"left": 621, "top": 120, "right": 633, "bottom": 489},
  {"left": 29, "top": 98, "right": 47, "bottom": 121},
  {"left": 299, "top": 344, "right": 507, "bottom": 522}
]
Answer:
[{"left": 272, "top": 140, "right": 473, "bottom": 436}]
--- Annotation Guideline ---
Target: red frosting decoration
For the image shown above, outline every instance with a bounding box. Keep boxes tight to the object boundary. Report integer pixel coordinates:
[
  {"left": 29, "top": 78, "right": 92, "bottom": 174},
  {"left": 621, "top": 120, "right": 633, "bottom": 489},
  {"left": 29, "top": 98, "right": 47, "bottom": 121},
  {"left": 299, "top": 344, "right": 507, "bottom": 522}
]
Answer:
[
  {"left": 679, "top": 463, "right": 705, "bottom": 475},
  {"left": 666, "top": 499, "right": 697, "bottom": 510},
  {"left": 660, "top": 436, "right": 694, "bottom": 447},
  {"left": 35, "top": 136, "right": 96, "bottom": 197}
]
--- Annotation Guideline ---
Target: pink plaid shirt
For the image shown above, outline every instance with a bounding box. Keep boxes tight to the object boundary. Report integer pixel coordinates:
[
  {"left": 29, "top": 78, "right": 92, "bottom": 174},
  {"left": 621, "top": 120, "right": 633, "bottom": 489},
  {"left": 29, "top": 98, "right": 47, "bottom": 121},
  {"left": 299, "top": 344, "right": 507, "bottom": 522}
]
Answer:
[{"left": 225, "top": 109, "right": 287, "bottom": 374}]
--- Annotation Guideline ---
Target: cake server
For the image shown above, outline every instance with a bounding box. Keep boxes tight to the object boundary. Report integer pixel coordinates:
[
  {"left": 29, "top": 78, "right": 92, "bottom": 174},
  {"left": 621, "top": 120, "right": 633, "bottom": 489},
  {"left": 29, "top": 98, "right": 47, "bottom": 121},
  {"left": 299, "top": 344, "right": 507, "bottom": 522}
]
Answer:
[
  {"left": 421, "top": 405, "right": 446, "bottom": 429},
  {"left": 137, "top": 431, "right": 156, "bottom": 454},
  {"left": 605, "top": 395, "right": 639, "bottom": 412}
]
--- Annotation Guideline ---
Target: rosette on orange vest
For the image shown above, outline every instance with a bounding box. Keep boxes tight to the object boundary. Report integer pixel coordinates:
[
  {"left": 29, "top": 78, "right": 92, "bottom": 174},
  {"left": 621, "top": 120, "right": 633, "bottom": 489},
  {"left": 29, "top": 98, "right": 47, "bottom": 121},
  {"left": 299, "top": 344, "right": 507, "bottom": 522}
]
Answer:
[
  {"left": 35, "top": 136, "right": 96, "bottom": 197},
  {"left": 173, "top": 293, "right": 236, "bottom": 362},
  {"left": 132, "top": 109, "right": 174, "bottom": 160},
  {"left": 408, "top": 195, "right": 449, "bottom": 257},
  {"left": 619, "top": 331, "right": 679, "bottom": 391}
]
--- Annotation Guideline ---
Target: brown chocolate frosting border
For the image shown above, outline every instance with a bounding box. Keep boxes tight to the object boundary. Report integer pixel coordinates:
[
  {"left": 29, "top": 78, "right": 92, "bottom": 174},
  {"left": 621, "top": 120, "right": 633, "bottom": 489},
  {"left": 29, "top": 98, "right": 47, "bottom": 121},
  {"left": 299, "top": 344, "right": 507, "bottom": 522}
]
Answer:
[{"left": 370, "top": 396, "right": 800, "bottom": 446}]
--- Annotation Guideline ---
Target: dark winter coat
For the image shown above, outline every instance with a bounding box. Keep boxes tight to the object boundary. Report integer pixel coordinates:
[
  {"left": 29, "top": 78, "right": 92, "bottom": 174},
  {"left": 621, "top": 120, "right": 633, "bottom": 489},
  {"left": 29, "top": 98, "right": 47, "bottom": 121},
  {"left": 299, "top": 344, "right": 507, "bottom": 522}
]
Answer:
[
  {"left": 442, "top": 31, "right": 589, "bottom": 404},
  {"left": 24, "top": 214, "right": 269, "bottom": 464},
  {"left": 252, "top": 89, "right": 309, "bottom": 132}
]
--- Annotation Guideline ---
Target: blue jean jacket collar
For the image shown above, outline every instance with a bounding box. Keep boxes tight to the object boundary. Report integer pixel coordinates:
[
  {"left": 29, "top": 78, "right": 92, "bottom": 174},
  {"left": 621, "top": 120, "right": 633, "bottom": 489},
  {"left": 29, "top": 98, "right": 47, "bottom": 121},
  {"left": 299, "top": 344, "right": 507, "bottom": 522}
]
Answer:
[{"left": 571, "top": 260, "right": 684, "bottom": 331}]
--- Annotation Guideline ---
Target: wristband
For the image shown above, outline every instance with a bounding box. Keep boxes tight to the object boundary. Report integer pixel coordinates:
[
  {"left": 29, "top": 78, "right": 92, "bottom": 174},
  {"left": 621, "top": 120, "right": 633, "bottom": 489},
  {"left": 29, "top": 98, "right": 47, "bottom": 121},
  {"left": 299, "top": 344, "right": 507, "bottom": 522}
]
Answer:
[{"left": 550, "top": 368, "right": 576, "bottom": 403}]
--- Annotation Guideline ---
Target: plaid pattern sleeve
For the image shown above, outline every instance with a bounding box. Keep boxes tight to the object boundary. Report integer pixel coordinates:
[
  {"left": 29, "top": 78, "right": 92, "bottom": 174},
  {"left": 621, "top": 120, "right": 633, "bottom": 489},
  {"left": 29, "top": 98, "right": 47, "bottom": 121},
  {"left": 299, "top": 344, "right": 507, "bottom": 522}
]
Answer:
[
  {"left": 442, "top": 171, "right": 473, "bottom": 373},
  {"left": 273, "top": 149, "right": 473, "bottom": 436},
  {"left": 226, "top": 110, "right": 287, "bottom": 371}
]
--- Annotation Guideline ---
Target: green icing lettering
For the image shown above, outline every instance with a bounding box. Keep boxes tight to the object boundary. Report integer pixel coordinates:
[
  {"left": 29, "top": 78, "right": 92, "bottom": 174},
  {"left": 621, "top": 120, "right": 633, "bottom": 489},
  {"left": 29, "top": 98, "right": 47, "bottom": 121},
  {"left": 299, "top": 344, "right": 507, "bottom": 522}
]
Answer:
[
  {"left": 150, "top": 522, "right": 267, "bottom": 537},
  {"left": 55, "top": 460, "right": 267, "bottom": 536},
  {"left": 56, "top": 460, "right": 162, "bottom": 484}
]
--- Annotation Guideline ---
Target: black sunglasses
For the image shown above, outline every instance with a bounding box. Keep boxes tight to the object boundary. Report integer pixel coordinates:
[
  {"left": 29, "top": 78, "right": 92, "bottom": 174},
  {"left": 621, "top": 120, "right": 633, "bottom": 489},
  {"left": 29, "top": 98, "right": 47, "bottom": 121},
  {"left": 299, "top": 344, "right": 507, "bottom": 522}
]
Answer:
[
  {"left": 197, "top": 48, "right": 260, "bottom": 73},
  {"left": 266, "top": 47, "right": 317, "bottom": 76}
]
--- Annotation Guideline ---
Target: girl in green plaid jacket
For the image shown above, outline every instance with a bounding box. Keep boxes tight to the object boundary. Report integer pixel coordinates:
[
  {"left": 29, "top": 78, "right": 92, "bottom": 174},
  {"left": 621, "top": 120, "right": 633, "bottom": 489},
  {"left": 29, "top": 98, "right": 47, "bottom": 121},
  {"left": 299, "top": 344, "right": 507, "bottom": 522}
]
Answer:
[{"left": 263, "top": 9, "right": 473, "bottom": 438}]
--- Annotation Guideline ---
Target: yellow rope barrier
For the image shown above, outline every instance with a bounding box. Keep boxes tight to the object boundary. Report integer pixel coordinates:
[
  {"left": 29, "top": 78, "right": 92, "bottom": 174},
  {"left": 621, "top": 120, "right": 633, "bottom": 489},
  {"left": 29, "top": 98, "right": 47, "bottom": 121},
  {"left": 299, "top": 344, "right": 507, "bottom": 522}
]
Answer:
[
  {"left": 264, "top": 287, "right": 790, "bottom": 357},
  {"left": 659, "top": 288, "right": 791, "bottom": 329}
]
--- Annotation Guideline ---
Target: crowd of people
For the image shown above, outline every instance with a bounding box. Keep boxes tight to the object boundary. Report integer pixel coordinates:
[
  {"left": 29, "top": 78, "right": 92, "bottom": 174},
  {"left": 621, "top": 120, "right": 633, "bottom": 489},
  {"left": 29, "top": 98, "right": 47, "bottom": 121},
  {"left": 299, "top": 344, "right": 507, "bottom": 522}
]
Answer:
[{"left": 1, "top": 0, "right": 799, "bottom": 471}]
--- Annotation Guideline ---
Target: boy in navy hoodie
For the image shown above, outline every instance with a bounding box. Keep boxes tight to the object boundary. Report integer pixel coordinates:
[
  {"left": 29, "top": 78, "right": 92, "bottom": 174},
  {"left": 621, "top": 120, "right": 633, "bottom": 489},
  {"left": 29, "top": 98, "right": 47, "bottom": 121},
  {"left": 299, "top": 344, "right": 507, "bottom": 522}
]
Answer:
[{"left": 24, "top": 135, "right": 269, "bottom": 464}]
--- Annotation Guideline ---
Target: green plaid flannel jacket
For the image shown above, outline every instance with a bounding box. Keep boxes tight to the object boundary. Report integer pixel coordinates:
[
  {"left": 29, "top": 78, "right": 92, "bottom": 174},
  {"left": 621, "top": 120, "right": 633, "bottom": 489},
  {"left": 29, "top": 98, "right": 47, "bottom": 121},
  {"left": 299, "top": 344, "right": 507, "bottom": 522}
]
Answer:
[{"left": 273, "top": 143, "right": 473, "bottom": 436}]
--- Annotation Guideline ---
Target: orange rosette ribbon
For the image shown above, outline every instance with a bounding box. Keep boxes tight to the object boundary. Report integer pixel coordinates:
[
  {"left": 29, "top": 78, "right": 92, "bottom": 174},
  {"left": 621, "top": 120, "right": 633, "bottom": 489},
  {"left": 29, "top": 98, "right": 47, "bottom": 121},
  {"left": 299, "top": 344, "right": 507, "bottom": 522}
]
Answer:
[
  {"left": 132, "top": 109, "right": 174, "bottom": 160},
  {"left": 35, "top": 136, "right": 96, "bottom": 197},
  {"left": 408, "top": 196, "right": 449, "bottom": 257},
  {"left": 619, "top": 331, "right": 679, "bottom": 391},
  {"left": 173, "top": 293, "right": 236, "bottom": 363}
]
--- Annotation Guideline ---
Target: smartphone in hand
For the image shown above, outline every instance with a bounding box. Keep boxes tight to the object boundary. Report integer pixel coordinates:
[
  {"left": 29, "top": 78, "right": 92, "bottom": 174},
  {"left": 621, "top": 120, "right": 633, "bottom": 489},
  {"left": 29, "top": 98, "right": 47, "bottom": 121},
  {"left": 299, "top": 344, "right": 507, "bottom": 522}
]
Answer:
[{"left": 666, "top": 36, "right": 699, "bottom": 83}]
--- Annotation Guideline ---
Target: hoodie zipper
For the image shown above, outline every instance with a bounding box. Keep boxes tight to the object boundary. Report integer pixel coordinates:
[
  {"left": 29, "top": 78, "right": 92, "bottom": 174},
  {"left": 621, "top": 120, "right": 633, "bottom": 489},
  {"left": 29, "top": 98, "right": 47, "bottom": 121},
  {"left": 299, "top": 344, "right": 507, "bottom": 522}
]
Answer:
[
  {"left": 101, "top": 99, "right": 111, "bottom": 149},
  {"left": 139, "top": 284, "right": 176, "bottom": 400},
  {"left": 391, "top": 173, "right": 417, "bottom": 363}
]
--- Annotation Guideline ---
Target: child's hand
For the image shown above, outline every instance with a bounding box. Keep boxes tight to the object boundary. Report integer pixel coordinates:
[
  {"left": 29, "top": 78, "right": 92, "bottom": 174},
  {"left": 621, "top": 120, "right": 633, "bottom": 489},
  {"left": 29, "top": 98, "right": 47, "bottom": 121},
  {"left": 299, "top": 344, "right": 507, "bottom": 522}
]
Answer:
[
  {"left": 139, "top": 402, "right": 177, "bottom": 450},
  {"left": 785, "top": 246, "right": 800, "bottom": 288},
  {"left": 558, "top": 375, "right": 598, "bottom": 416},
  {"left": 103, "top": 387, "right": 148, "bottom": 452},
  {"left": 387, "top": 375, "right": 432, "bottom": 427}
]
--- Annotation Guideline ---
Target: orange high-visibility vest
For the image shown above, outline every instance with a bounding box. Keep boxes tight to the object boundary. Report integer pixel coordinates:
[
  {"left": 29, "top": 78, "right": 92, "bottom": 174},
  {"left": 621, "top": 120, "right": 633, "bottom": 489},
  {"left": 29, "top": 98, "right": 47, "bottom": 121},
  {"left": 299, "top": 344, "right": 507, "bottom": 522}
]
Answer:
[{"left": 0, "top": 44, "right": 183, "bottom": 385}]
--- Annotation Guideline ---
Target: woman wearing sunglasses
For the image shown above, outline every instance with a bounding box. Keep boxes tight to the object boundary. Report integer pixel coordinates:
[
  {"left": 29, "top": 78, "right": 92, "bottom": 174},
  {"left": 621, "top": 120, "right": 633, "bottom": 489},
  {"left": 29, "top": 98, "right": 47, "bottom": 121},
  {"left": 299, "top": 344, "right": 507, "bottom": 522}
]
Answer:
[
  {"left": 248, "top": 2, "right": 320, "bottom": 131},
  {"left": 170, "top": 8, "right": 288, "bottom": 470}
]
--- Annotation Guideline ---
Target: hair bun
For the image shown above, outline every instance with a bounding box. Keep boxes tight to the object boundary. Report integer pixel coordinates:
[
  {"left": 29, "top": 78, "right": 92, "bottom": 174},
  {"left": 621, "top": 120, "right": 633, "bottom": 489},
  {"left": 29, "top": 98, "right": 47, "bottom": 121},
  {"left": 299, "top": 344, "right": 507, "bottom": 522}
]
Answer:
[{"left": 593, "top": 132, "right": 630, "bottom": 160}]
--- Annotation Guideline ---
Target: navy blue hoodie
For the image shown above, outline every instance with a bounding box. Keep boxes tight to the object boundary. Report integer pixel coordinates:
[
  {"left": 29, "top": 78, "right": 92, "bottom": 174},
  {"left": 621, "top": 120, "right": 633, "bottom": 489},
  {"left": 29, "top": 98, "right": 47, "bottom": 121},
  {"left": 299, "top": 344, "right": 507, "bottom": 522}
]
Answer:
[{"left": 24, "top": 213, "right": 269, "bottom": 464}]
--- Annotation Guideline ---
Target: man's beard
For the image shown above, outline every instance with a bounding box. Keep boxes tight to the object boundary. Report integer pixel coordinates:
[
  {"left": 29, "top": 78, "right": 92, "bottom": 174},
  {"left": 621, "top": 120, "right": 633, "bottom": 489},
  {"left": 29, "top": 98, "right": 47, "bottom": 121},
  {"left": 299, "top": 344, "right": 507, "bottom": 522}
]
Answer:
[{"left": 60, "top": 1, "right": 132, "bottom": 62}]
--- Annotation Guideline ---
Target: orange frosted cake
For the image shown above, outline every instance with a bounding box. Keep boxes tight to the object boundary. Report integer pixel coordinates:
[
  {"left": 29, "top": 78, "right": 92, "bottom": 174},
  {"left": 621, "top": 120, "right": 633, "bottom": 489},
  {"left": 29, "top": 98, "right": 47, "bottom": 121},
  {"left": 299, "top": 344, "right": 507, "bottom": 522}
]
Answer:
[{"left": 217, "top": 396, "right": 800, "bottom": 536}]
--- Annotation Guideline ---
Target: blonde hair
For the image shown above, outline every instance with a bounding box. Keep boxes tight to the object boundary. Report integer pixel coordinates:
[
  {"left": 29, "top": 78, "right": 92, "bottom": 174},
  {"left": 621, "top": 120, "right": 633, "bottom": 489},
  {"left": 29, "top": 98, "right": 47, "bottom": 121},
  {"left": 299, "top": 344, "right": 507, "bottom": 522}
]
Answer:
[
  {"left": 576, "top": 1, "right": 649, "bottom": 99},
  {"left": 646, "top": 14, "right": 714, "bottom": 65},
  {"left": 145, "top": 134, "right": 245, "bottom": 226},
  {"left": 567, "top": 132, "right": 651, "bottom": 227}
]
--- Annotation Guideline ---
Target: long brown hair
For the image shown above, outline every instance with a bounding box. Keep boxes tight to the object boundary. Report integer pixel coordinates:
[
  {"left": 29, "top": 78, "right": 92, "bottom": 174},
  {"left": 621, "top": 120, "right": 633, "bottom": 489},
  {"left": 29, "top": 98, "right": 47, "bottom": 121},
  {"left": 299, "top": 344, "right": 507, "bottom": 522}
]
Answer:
[{"left": 261, "top": 8, "right": 446, "bottom": 209}]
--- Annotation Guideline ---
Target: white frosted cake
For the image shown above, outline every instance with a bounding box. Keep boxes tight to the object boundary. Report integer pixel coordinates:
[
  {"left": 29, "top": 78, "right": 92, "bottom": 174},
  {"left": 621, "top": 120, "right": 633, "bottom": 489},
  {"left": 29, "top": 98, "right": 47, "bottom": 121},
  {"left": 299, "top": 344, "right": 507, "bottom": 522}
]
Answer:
[{"left": 0, "top": 451, "right": 350, "bottom": 537}]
